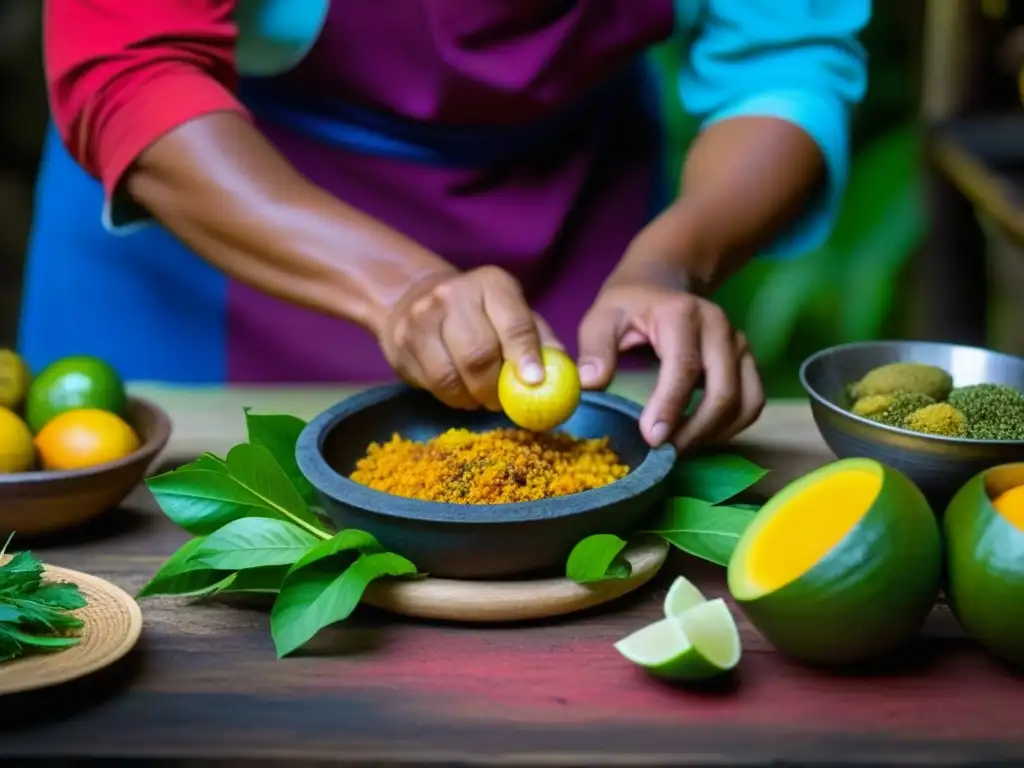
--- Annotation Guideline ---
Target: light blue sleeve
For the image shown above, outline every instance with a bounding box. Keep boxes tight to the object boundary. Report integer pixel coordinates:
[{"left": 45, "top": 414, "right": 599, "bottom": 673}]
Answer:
[{"left": 677, "top": 0, "right": 870, "bottom": 258}]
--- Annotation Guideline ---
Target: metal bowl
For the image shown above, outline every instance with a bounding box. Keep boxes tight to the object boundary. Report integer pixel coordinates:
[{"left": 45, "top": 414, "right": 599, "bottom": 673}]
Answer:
[
  {"left": 800, "top": 340, "right": 1024, "bottom": 509},
  {"left": 296, "top": 383, "right": 676, "bottom": 579}
]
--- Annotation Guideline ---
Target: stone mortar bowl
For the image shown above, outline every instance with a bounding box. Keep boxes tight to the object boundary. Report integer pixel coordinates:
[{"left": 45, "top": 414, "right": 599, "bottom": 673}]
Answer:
[{"left": 296, "top": 383, "right": 676, "bottom": 579}]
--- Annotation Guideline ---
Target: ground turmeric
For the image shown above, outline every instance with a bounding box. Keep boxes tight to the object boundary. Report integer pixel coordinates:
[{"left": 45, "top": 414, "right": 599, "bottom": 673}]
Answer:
[{"left": 349, "top": 427, "right": 629, "bottom": 504}]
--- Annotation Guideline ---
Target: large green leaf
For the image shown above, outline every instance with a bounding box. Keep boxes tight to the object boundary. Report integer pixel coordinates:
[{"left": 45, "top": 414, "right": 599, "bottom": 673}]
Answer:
[
  {"left": 271, "top": 552, "right": 418, "bottom": 657},
  {"left": 668, "top": 453, "right": 767, "bottom": 504},
  {"left": 244, "top": 411, "right": 318, "bottom": 506},
  {"left": 188, "top": 517, "right": 320, "bottom": 571},
  {"left": 646, "top": 498, "right": 757, "bottom": 566}
]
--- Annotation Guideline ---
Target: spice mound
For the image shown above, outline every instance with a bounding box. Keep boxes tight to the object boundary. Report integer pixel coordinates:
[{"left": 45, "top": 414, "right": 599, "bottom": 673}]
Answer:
[
  {"left": 845, "top": 361, "right": 1024, "bottom": 440},
  {"left": 349, "top": 427, "right": 630, "bottom": 504}
]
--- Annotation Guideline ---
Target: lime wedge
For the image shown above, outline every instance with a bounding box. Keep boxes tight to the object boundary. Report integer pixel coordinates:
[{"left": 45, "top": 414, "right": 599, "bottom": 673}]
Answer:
[
  {"left": 663, "top": 575, "right": 708, "bottom": 618},
  {"left": 615, "top": 598, "right": 741, "bottom": 681}
]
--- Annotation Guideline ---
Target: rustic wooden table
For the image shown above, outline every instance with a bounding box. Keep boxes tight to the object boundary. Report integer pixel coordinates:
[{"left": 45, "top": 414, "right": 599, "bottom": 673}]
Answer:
[{"left": 2, "top": 375, "right": 1024, "bottom": 766}]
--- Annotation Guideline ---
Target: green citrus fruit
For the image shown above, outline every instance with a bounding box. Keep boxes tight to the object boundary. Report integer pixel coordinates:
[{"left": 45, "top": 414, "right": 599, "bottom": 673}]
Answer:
[
  {"left": 0, "top": 405, "right": 35, "bottom": 474},
  {"left": 662, "top": 575, "right": 709, "bottom": 618},
  {"left": 0, "top": 349, "right": 31, "bottom": 412},
  {"left": 26, "top": 356, "right": 127, "bottom": 433},
  {"left": 944, "top": 463, "right": 1024, "bottom": 669},
  {"left": 497, "top": 347, "right": 580, "bottom": 432},
  {"left": 727, "top": 457, "right": 942, "bottom": 666},
  {"left": 614, "top": 598, "right": 741, "bottom": 681}
]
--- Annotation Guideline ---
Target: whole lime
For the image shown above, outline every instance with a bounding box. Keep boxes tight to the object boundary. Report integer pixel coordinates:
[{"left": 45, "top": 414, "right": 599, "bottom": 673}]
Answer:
[{"left": 26, "top": 356, "right": 127, "bottom": 433}]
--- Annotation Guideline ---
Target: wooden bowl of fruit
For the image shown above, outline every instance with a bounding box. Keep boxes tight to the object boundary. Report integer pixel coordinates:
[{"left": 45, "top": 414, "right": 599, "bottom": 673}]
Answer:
[{"left": 0, "top": 351, "right": 171, "bottom": 536}]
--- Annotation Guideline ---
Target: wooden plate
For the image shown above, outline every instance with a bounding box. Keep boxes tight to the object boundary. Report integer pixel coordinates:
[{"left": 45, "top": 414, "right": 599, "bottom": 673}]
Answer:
[
  {"left": 0, "top": 561, "right": 143, "bottom": 696},
  {"left": 363, "top": 537, "right": 670, "bottom": 623}
]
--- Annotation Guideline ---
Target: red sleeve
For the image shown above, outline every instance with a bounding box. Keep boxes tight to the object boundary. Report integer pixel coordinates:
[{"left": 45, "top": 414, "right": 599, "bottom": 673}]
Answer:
[{"left": 44, "top": 0, "right": 251, "bottom": 197}]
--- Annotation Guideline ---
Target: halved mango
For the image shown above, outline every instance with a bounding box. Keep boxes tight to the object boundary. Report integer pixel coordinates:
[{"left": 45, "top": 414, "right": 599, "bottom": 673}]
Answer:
[
  {"left": 944, "top": 463, "right": 1024, "bottom": 669},
  {"left": 728, "top": 457, "right": 942, "bottom": 666}
]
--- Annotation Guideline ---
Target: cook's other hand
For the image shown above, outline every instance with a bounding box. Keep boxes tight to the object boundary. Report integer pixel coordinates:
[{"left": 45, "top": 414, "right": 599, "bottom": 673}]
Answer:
[
  {"left": 380, "top": 266, "right": 562, "bottom": 411},
  {"left": 577, "top": 275, "right": 763, "bottom": 452}
]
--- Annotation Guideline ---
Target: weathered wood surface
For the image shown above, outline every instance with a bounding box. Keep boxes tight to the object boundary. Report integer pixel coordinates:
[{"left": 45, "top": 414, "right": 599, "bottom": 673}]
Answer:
[{"left": 2, "top": 377, "right": 1023, "bottom": 766}]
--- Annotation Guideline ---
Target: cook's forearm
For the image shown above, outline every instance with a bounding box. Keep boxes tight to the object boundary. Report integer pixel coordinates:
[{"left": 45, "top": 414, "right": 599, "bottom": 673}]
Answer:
[
  {"left": 126, "top": 112, "right": 456, "bottom": 334},
  {"left": 612, "top": 116, "right": 824, "bottom": 295}
]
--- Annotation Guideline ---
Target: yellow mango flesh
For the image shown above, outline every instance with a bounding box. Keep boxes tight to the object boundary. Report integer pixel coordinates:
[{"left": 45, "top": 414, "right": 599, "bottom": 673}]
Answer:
[
  {"left": 746, "top": 469, "right": 882, "bottom": 593},
  {"left": 991, "top": 484, "right": 1024, "bottom": 532}
]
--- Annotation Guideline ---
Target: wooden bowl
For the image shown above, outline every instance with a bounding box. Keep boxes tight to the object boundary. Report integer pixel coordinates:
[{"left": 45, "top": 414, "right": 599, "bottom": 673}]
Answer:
[{"left": 0, "top": 398, "right": 172, "bottom": 537}]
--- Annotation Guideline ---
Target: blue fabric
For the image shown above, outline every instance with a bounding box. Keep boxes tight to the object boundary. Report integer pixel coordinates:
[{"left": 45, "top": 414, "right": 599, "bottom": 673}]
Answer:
[
  {"left": 677, "top": 0, "right": 870, "bottom": 258},
  {"left": 18, "top": 123, "right": 228, "bottom": 383}
]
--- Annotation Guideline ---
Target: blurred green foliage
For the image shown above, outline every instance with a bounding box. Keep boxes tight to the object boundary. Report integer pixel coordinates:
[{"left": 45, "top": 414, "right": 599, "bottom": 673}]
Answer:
[{"left": 649, "top": 6, "right": 922, "bottom": 396}]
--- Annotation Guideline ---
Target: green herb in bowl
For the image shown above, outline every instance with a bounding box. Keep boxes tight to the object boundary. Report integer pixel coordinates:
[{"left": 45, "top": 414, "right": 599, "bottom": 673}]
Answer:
[{"left": 0, "top": 535, "right": 88, "bottom": 662}]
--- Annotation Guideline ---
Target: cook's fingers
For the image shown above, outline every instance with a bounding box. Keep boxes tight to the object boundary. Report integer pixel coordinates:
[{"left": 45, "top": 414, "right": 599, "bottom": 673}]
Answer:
[
  {"left": 412, "top": 329, "right": 479, "bottom": 410},
  {"left": 533, "top": 313, "right": 565, "bottom": 352},
  {"left": 671, "top": 306, "right": 740, "bottom": 451},
  {"left": 641, "top": 303, "right": 702, "bottom": 447},
  {"left": 716, "top": 349, "right": 765, "bottom": 445},
  {"left": 441, "top": 302, "right": 503, "bottom": 411},
  {"left": 577, "top": 305, "right": 625, "bottom": 390},
  {"left": 480, "top": 269, "right": 545, "bottom": 385}
]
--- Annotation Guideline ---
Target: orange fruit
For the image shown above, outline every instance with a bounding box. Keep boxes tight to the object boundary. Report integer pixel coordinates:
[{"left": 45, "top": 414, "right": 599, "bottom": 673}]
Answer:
[
  {"left": 34, "top": 408, "right": 141, "bottom": 472},
  {"left": 0, "top": 405, "right": 35, "bottom": 474}
]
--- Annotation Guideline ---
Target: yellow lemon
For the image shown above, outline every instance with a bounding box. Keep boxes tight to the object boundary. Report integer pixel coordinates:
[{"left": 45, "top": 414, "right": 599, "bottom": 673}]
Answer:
[
  {"left": 34, "top": 408, "right": 141, "bottom": 472},
  {"left": 498, "top": 347, "right": 581, "bottom": 432},
  {"left": 0, "top": 405, "right": 35, "bottom": 474},
  {"left": 0, "top": 349, "right": 31, "bottom": 412}
]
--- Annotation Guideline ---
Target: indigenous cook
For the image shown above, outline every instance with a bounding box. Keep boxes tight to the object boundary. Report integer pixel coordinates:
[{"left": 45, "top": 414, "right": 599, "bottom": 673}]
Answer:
[{"left": 23, "top": 0, "right": 869, "bottom": 452}]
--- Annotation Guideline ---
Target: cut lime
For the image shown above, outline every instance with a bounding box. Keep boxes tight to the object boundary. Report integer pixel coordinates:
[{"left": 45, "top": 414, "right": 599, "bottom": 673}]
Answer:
[
  {"left": 615, "top": 598, "right": 741, "bottom": 681},
  {"left": 663, "top": 575, "right": 708, "bottom": 618}
]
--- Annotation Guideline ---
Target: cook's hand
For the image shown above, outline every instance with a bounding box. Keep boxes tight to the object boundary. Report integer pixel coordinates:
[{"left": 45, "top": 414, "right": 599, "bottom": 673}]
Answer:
[
  {"left": 380, "top": 266, "right": 562, "bottom": 411},
  {"left": 577, "top": 281, "right": 764, "bottom": 451}
]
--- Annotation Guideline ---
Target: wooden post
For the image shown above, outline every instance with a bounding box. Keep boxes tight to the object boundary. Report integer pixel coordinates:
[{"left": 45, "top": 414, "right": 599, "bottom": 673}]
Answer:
[{"left": 916, "top": 0, "right": 990, "bottom": 345}]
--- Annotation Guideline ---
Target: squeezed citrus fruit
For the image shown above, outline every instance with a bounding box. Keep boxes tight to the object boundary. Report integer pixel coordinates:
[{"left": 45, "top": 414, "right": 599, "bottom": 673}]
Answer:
[
  {"left": 497, "top": 347, "right": 581, "bottom": 432},
  {"left": 0, "top": 405, "right": 35, "bottom": 474},
  {"left": 26, "top": 356, "right": 127, "bottom": 433},
  {"left": 944, "top": 464, "right": 1024, "bottom": 668},
  {"left": 34, "top": 408, "right": 141, "bottom": 471},
  {"left": 0, "top": 349, "right": 31, "bottom": 411},
  {"left": 728, "top": 457, "right": 942, "bottom": 666}
]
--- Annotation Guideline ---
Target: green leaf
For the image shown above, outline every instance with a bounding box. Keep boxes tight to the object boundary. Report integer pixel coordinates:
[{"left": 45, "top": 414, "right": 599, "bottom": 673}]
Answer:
[
  {"left": 271, "top": 551, "right": 418, "bottom": 657},
  {"left": 198, "top": 566, "right": 289, "bottom": 596},
  {"left": 224, "top": 443, "right": 327, "bottom": 534},
  {"left": 1, "top": 627, "right": 81, "bottom": 650},
  {"left": 669, "top": 453, "right": 768, "bottom": 504},
  {"left": 189, "top": 453, "right": 229, "bottom": 473},
  {"left": 139, "top": 536, "right": 292, "bottom": 599},
  {"left": 244, "top": 410, "right": 318, "bottom": 506},
  {"left": 145, "top": 469, "right": 267, "bottom": 535},
  {"left": 565, "top": 534, "right": 632, "bottom": 583},
  {"left": 646, "top": 498, "right": 757, "bottom": 567},
  {"left": 188, "top": 517, "right": 319, "bottom": 571},
  {"left": 146, "top": 444, "right": 329, "bottom": 538},
  {"left": 137, "top": 537, "right": 221, "bottom": 598},
  {"left": 286, "top": 529, "right": 385, "bottom": 575}
]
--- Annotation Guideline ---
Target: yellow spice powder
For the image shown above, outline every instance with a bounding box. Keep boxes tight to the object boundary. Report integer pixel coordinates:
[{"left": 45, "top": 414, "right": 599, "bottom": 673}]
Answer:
[{"left": 349, "top": 427, "right": 630, "bottom": 504}]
